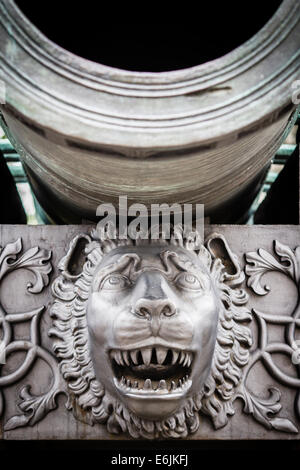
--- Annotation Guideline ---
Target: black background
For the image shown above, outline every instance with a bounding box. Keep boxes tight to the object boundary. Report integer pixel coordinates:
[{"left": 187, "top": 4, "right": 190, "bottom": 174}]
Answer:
[{"left": 16, "top": 0, "right": 282, "bottom": 72}]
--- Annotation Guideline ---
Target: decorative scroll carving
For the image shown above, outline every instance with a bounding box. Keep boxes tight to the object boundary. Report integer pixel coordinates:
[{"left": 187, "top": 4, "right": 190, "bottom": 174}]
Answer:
[
  {"left": 0, "top": 239, "right": 62, "bottom": 430},
  {"left": 1, "top": 232, "right": 299, "bottom": 439},
  {"left": 240, "top": 240, "right": 300, "bottom": 433}
]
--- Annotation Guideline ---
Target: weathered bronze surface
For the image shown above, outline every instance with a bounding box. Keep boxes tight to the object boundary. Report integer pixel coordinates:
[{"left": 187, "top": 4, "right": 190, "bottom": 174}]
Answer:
[{"left": 0, "top": 1, "right": 299, "bottom": 222}]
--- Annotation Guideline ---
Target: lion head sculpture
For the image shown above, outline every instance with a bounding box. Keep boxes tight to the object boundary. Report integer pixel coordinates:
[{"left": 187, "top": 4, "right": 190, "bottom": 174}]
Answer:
[{"left": 50, "top": 226, "right": 252, "bottom": 439}]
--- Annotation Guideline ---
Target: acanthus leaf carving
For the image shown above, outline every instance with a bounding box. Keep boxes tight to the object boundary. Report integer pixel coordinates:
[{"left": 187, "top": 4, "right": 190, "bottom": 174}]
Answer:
[
  {"left": 245, "top": 240, "right": 300, "bottom": 295},
  {"left": 0, "top": 238, "right": 52, "bottom": 293},
  {"left": 238, "top": 385, "right": 298, "bottom": 433},
  {"left": 0, "top": 238, "right": 64, "bottom": 431},
  {"left": 4, "top": 384, "right": 60, "bottom": 431},
  {"left": 269, "top": 417, "right": 299, "bottom": 434},
  {"left": 243, "top": 239, "right": 300, "bottom": 433}
]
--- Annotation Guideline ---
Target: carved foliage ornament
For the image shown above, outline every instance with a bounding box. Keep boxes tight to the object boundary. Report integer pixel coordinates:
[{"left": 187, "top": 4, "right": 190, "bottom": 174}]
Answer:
[
  {"left": 0, "top": 229, "right": 299, "bottom": 438},
  {"left": 0, "top": 238, "right": 59, "bottom": 429},
  {"left": 241, "top": 241, "right": 300, "bottom": 433}
]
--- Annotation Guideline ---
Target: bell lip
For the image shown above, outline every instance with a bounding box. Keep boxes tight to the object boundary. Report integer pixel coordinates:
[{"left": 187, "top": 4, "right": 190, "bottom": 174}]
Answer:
[
  {"left": 4, "top": 0, "right": 291, "bottom": 89},
  {"left": 0, "top": 0, "right": 298, "bottom": 150}
]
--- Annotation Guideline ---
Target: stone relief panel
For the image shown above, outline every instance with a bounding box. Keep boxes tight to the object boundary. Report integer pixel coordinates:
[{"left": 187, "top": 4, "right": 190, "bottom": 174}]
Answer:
[
  {"left": 0, "top": 238, "right": 60, "bottom": 431},
  {"left": 242, "top": 241, "right": 300, "bottom": 433},
  {"left": 0, "top": 226, "right": 299, "bottom": 440}
]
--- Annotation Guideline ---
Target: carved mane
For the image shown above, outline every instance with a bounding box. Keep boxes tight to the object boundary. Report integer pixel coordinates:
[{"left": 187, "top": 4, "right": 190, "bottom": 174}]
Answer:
[{"left": 50, "top": 227, "right": 252, "bottom": 438}]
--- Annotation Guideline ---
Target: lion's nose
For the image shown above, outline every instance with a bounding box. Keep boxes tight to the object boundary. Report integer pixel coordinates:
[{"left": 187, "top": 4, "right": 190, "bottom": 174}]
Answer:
[
  {"left": 134, "top": 298, "right": 176, "bottom": 335},
  {"left": 135, "top": 298, "right": 176, "bottom": 319}
]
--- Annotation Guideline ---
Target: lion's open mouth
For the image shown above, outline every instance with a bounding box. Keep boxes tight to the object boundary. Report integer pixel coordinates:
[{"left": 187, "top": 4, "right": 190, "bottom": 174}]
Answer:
[{"left": 110, "top": 347, "right": 193, "bottom": 395}]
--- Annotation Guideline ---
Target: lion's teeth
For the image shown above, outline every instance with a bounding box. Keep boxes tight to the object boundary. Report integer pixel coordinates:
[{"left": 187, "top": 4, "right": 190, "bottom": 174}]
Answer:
[
  {"left": 122, "top": 351, "right": 130, "bottom": 366},
  {"left": 144, "top": 378, "right": 152, "bottom": 390},
  {"left": 114, "top": 346, "right": 192, "bottom": 390},
  {"left": 112, "top": 351, "right": 119, "bottom": 364},
  {"left": 156, "top": 347, "right": 168, "bottom": 364},
  {"left": 179, "top": 352, "right": 186, "bottom": 364},
  {"left": 141, "top": 349, "right": 152, "bottom": 365},
  {"left": 186, "top": 354, "right": 192, "bottom": 367},
  {"left": 183, "top": 354, "right": 189, "bottom": 367},
  {"left": 130, "top": 350, "right": 139, "bottom": 365},
  {"left": 116, "top": 350, "right": 124, "bottom": 365},
  {"left": 158, "top": 379, "right": 167, "bottom": 390},
  {"left": 171, "top": 350, "right": 179, "bottom": 364}
]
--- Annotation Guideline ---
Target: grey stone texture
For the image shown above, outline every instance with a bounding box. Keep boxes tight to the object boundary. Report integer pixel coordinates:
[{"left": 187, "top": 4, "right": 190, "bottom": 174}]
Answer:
[{"left": 0, "top": 224, "right": 299, "bottom": 440}]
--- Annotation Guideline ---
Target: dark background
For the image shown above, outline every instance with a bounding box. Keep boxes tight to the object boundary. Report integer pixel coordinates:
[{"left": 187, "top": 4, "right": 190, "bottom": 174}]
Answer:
[{"left": 16, "top": 0, "right": 282, "bottom": 72}]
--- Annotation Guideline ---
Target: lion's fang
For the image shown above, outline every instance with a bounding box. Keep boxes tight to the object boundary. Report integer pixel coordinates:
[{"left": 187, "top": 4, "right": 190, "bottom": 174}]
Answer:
[
  {"left": 179, "top": 352, "right": 186, "bottom": 364},
  {"left": 130, "top": 350, "right": 139, "bottom": 364},
  {"left": 141, "top": 349, "right": 152, "bottom": 365},
  {"left": 183, "top": 354, "right": 190, "bottom": 367},
  {"left": 171, "top": 350, "right": 179, "bottom": 364},
  {"left": 156, "top": 348, "right": 168, "bottom": 364},
  {"left": 123, "top": 351, "right": 130, "bottom": 366},
  {"left": 116, "top": 350, "right": 124, "bottom": 366}
]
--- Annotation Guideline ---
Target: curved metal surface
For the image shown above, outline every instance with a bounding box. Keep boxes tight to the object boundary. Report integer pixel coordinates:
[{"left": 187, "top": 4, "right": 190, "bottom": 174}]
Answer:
[{"left": 0, "top": 0, "right": 299, "bottom": 222}]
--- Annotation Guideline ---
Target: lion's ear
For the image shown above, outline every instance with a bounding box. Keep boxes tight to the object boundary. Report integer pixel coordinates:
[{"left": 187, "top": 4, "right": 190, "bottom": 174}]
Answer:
[
  {"left": 205, "top": 233, "right": 244, "bottom": 285},
  {"left": 58, "top": 234, "right": 91, "bottom": 280}
]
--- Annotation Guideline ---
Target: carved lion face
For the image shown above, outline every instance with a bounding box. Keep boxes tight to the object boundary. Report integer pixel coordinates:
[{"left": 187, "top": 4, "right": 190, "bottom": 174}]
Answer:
[
  {"left": 86, "top": 244, "right": 219, "bottom": 421},
  {"left": 51, "top": 228, "right": 252, "bottom": 439}
]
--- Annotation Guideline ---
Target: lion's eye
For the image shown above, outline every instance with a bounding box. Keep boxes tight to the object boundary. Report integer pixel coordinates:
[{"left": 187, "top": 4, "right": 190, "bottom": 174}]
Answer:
[
  {"left": 175, "top": 272, "right": 203, "bottom": 291},
  {"left": 100, "top": 274, "right": 130, "bottom": 291}
]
